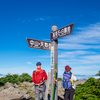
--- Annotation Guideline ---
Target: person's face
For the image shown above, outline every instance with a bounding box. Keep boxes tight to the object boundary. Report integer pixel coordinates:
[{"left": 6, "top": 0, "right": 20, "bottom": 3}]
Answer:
[{"left": 36, "top": 65, "right": 41, "bottom": 68}]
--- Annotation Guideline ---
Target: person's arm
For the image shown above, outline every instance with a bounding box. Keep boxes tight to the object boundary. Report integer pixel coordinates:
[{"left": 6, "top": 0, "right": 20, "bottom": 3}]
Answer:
[{"left": 71, "top": 73, "right": 77, "bottom": 81}]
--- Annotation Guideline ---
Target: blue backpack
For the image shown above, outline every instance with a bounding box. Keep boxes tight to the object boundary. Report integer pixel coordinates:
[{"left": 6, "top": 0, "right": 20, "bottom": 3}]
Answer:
[{"left": 62, "top": 72, "right": 72, "bottom": 89}]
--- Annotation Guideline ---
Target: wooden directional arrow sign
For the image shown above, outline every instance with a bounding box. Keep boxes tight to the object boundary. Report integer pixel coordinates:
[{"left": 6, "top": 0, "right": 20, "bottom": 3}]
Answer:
[
  {"left": 50, "top": 23, "right": 74, "bottom": 41},
  {"left": 26, "top": 38, "right": 51, "bottom": 51}
]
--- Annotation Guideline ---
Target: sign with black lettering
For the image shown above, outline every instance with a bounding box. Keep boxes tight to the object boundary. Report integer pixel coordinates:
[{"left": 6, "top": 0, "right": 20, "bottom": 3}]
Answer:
[
  {"left": 50, "top": 23, "right": 74, "bottom": 41},
  {"left": 26, "top": 38, "right": 51, "bottom": 51}
]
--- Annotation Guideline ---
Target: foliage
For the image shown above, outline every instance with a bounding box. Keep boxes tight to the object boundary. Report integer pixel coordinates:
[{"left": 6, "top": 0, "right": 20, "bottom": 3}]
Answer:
[
  {"left": 96, "top": 70, "right": 100, "bottom": 76},
  {"left": 18, "top": 73, "right": 32, "bottom": 82},
  {"left": 74, "top": 77, "right": 100, "bottom": 100},
  {"left": 0, "top": 73, "right": 32, "bottom": 86},
  {"left": 58, "top": 78, "right": 62, "bottom": 81}
]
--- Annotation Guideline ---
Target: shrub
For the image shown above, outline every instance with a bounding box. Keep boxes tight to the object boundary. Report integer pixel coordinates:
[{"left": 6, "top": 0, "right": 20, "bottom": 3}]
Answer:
[
  {"left": 0, "top": 73, "right": 32, "bottom": 86},
  {"left": 58, "top": 78, "right": 62, "bottom": 81},
  {"left": 74, "top": 77, "right": 100, "bottom": 100}
]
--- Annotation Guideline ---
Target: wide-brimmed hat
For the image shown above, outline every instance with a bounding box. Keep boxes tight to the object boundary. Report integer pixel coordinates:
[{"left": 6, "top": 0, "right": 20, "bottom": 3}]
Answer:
[{"left": 65, "top": 65, "right": 71, "bottom": 72}]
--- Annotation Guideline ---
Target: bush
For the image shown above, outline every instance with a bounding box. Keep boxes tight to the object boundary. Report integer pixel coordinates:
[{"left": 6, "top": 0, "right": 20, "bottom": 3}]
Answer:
[
  {"left": 18, "top": 73, "right": 32, "bottom": 82},
  {"left": 0, "top": 73, "right": 32, "bottom": 86},
  {"left": 74, "top": 77, "right": 100, "bottom": 100},
  {"left": 58, "top": 78, "right": 62, "bottom": 81}
]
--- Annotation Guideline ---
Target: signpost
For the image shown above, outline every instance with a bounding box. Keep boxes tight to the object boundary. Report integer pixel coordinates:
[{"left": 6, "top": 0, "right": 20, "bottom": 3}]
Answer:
[
  {"left": 26, "top": 23, "right": 74, "bottom": 100},
  {"left": 50, "top": 23, "right": 74, "bottom": 41},
  {"left": 26, "top": 38, "right": 51, "bottom": 51}
]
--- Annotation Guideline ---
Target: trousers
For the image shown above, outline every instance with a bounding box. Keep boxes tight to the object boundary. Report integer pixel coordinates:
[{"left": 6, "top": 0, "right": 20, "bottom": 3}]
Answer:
[
  {"left": 64, "top": 88, "right": 75, "bottom": 100},
  {"left": 35, "top": 83, "right": 46, "bottom": 100}
]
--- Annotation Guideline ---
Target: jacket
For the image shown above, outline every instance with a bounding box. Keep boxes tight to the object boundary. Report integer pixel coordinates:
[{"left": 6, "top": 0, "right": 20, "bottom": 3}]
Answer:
[{"left": 32, "top": 69, "right": 47, "bottom": 85}]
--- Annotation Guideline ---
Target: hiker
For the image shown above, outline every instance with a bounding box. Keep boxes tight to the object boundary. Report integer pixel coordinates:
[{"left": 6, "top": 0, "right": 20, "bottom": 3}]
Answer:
[
  {"left": 32, "top": 62, "right": 47, "bottom": 100},
  {"left": 62, "top": 65, "right": 76, "bottom": 100}
]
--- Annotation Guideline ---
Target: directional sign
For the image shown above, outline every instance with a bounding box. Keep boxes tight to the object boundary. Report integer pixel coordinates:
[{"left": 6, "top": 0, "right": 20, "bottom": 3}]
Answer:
[
  {"left": 50, "top": 23, "right": 74, "bottom": 41},
  {"left": 26, "top": 38, "right": 51, "bottom": 51}
]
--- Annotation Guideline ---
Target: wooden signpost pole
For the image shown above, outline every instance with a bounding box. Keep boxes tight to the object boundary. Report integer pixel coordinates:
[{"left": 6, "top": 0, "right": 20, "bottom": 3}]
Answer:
[{"left": 51, "top": 25, "right": 58, "bottom": 100}]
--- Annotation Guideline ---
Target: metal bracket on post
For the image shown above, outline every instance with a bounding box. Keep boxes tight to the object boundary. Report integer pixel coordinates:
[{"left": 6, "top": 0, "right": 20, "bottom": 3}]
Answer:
[{"left": 51, "top": 25, "right": 58, "bottom": 100}]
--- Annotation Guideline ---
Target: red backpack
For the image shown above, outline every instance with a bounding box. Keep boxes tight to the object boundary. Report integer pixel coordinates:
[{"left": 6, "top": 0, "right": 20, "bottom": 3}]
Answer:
[{"left": 33, "top": 69, "right": 45, "bottom": 84}]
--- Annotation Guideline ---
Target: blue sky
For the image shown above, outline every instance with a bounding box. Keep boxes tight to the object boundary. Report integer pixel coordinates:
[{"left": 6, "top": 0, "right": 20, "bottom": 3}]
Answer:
[{"left": 0, "top": 0, "right": 100, "bottom": 78}]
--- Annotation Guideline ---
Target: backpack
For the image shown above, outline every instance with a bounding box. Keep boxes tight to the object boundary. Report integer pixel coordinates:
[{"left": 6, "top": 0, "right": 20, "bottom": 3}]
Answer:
[
  {"left": 62, "top": 72, "right": 72, "bottom": 89},
  {"left": 33, "top": 69, "right": 45, "bottom": 84}
]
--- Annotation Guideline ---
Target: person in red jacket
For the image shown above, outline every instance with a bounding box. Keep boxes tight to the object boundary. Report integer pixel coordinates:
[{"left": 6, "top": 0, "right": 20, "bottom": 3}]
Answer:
[{"left": 32, "top": 62, "right": 47, "bottom": 100}]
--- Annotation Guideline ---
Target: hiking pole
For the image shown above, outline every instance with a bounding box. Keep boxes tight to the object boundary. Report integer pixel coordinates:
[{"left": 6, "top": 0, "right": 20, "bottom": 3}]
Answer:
[{"left": 52, "top": 63, "right": 57, "bottom": 100}]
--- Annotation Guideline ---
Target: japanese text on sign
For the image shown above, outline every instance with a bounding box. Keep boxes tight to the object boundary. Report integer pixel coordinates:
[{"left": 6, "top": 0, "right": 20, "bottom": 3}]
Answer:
[
  {"left": 50, "top": 23, "right": 74, "bottom": 41},
  {"left": 27, "top": 38, "right": 51, "bottom": 51}
]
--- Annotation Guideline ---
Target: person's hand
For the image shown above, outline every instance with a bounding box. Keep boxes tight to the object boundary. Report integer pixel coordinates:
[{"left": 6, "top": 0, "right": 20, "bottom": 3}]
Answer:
[{"left": 72, "top": 73, "right": 74, "bottom": 76}]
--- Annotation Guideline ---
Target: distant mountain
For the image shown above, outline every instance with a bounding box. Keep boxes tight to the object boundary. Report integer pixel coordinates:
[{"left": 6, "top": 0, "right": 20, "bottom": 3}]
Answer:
[
  {"left": 75, "top": 74, "right": 95, "bottom": 80},
  {"left": 58, "top": 74, "right": 100, "bottom": 80}
]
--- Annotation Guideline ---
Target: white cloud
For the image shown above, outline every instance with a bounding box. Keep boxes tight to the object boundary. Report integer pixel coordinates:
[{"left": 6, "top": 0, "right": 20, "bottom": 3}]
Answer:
[
  {"left": 59, "top": 23, "right": 100, "bottom": 50},
  {"left": 93, "top": 76, "right": 100, "bottom": 79},
  {"left": 81, "top": 55, "right": 100, "bottom": 60},
  {"left": 35, "top": 16, "right": 52, "bottom": 21},
  {"left": 74, "top": 65, "right": 100, "bottom": 70},
  {"left": 58, "top": 55, "right": 100, "bottom": 65},
  {"left": 72, "top": 66, "right": 100, "bottom": 75},
  {"left": 27, "top": 62, "right": 33, "bottom": 64},
  {"left": 57, "top": 23, "right": 100, "bottom": 74},
  {"left": 80, "top": 55, "right": 100, "bottom": 64},
  {"left": 58, "top": 50, "right": 96, "bottom": 58},
  {"left": 58, "top": 43, "right": 100, "bottom": 50},
  {"left": 17, "top": 18, "right": 31, "bottom": 23},
  {"left": 58, "top": 64, "right": 100, "bottom": 75}
]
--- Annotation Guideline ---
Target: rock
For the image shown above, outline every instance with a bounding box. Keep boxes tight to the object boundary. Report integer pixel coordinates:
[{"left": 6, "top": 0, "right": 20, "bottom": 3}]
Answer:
[
  {"left": 0, "top": 87, "right": 20, "bottom": 94},
  {"left": 0, "top": 86, "right": 32, "bottom": 100},
  {"left": 20, "top": 90, "right": 28, "bottom": 95},
  {"left": 0, "top": 94, "right": 24, "bottom": 100},
  {"left": 19, "top": 87, "right": 23, "bottom": 90},
  {"left": 31, "top": 86, "right": 35, "bottom": 91},
  {"left": 74, "top": 80, "right": 85, "bottom": 85},
  {"left": 22, "top": 82, "right": 34, "bottom": 87},
  {"left": 24, "top": 94, "right": 32, "bottom": 99},
  {"left": 26, "top": 87, "right": 32, "bottom": 91},
  {"left": 0, "top": 87, "right": 5, "bottom": 91},
  {"left": 13, "top": 83, "right": 19, "bottom": 88},
  {"left": 5, "top": 82, "right": 13, "bottom": 87},
  {"left": 30, "top": 82, "right": 34, "bottom": 86}
]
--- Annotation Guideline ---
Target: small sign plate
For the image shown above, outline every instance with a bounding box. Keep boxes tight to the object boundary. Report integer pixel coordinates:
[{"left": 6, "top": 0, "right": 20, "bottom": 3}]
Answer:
[
  {"left": 26, "top": 38, "right": 51, "bottom": 51},
  {"left": 50, "top": 23, "right": 74, "bottom": 41}
]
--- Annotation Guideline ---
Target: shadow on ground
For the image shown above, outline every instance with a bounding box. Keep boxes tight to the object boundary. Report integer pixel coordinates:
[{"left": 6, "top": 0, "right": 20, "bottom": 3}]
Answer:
[{"left": 58, "top": 96, "right": 64, "bottom": 100}]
